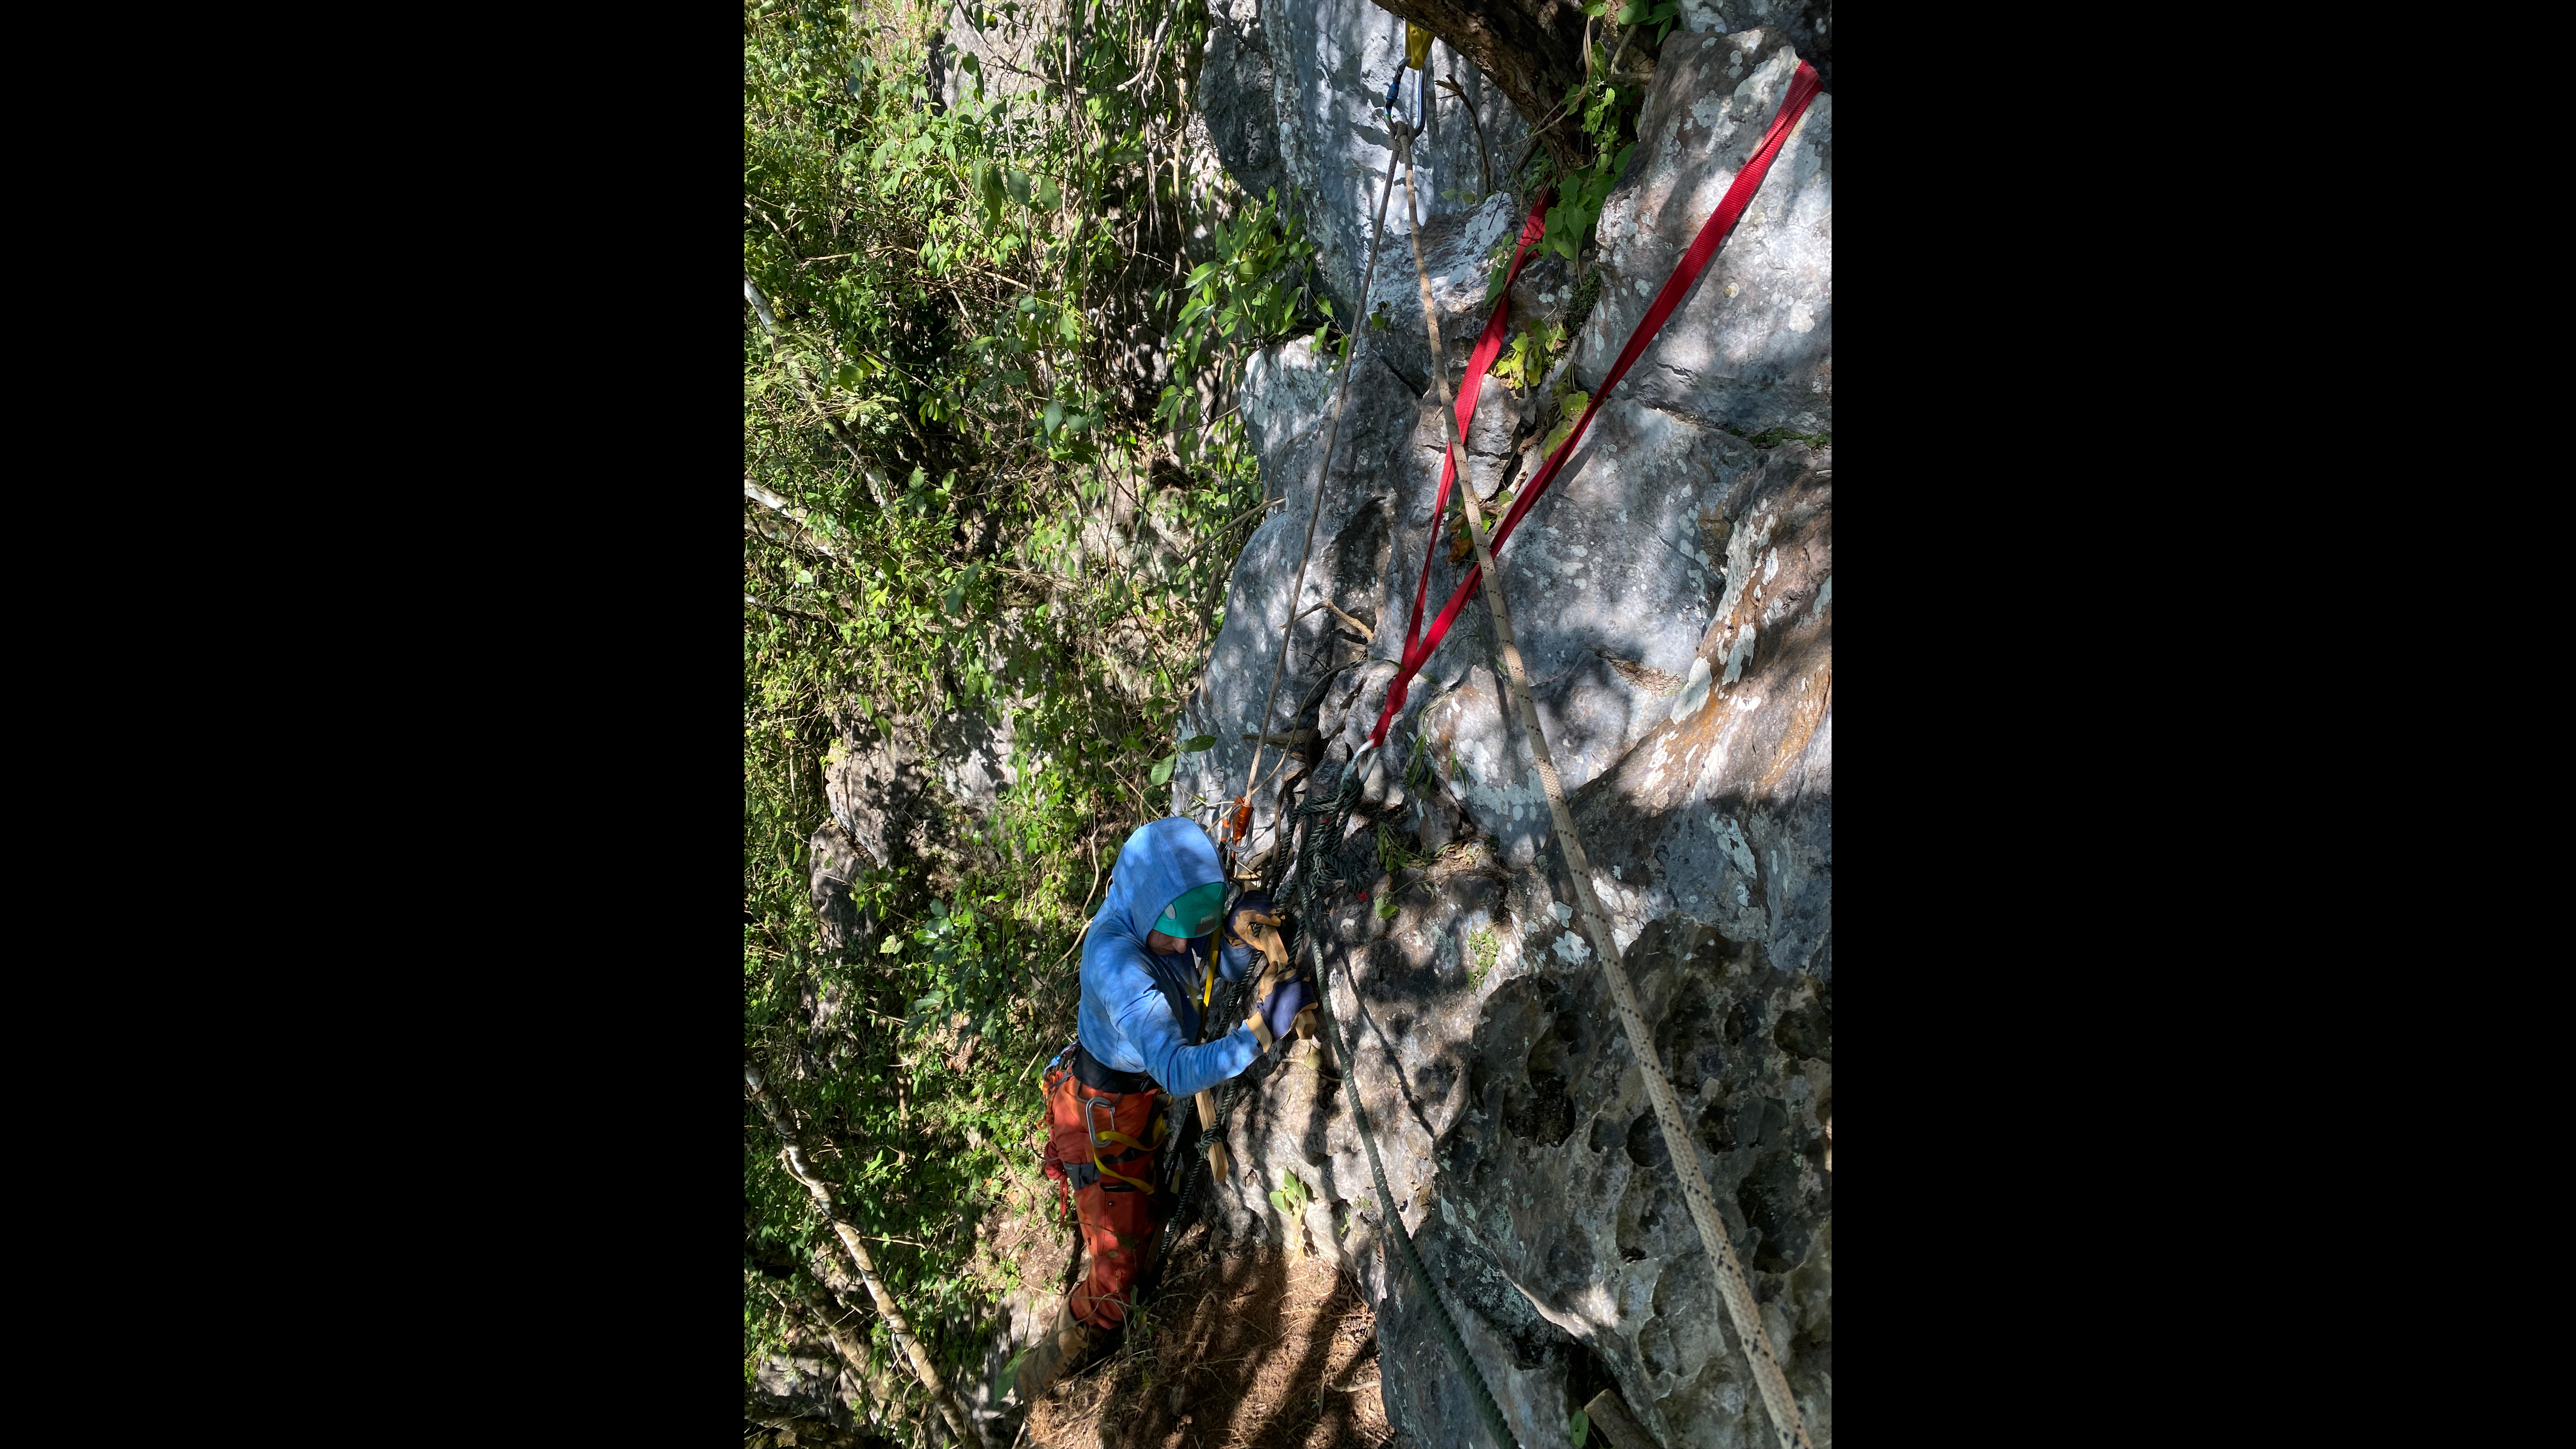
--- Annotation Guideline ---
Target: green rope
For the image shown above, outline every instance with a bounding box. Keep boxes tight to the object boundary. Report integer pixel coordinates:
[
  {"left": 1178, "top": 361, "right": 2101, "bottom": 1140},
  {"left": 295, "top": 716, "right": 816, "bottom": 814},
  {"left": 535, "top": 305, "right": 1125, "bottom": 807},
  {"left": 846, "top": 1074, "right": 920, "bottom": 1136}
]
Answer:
[
  {"left": 1291, "top": 763, "right": 1522, "bottom": 1449},
  {"left": 1146, "top": 757, "right": 1519, "bottom": 1447}
]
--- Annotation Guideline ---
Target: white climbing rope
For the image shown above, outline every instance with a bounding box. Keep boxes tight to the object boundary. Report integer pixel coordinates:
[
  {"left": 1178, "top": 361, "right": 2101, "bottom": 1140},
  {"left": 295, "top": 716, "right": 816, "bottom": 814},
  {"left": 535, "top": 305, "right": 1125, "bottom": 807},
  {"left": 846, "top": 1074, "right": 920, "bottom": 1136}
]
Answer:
[
  {"left": 1233, "top": 118, "right": 1407, "bottom": 868},
  {"left": 1391, "top": 120, "right": 1815, "bottom": 1449}
]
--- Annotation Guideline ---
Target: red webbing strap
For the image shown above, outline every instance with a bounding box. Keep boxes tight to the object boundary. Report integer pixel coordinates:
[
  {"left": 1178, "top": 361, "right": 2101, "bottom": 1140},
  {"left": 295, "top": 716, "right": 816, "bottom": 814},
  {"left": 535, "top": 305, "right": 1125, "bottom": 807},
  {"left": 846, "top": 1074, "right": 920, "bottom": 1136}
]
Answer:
[
  {"left": 1386, "top": 189, "right": 1555, "bottom": 713},
  {"left": 1367, "top": 59, "right": 1823, "bottom": 749}
]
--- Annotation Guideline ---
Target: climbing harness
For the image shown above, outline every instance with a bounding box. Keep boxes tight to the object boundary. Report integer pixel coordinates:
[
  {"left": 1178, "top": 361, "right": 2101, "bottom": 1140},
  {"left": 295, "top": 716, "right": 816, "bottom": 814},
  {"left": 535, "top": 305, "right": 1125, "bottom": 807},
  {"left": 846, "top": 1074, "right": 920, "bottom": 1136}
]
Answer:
[
  {"left": 1365, "top": 58, "right": 1826, "bottom": 749},
  {"left": 1041, "top": 1043, "right": 1170, "bottom": 1205}
]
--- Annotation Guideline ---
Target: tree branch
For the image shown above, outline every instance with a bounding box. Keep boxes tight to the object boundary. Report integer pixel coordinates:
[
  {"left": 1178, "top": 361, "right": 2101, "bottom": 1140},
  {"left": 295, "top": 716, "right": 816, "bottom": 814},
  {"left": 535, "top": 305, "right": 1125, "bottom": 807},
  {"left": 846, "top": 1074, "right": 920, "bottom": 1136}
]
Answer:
[
  {"left": 745, "top": 276, "right": 899, "bottom": 513},
  {"left": 746, "top": 1063, "right": 992, "bottom": 1449}
]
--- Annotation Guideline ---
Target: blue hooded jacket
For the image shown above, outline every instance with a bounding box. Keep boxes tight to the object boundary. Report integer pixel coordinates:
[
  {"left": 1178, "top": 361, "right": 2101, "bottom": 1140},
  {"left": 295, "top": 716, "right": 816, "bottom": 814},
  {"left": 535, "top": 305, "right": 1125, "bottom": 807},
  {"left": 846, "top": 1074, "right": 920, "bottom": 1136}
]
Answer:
[{"left": 1077, "top": 817, "right": 1260, "bottom": 1099}]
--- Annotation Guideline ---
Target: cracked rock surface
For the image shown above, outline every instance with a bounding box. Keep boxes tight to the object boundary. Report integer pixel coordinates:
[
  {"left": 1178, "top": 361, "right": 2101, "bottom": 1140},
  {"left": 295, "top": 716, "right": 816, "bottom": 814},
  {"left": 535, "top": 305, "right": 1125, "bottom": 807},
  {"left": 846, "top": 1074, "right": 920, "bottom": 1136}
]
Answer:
[{"left": 1184, "top": 15, "right": 1832, "bottom": 1447}]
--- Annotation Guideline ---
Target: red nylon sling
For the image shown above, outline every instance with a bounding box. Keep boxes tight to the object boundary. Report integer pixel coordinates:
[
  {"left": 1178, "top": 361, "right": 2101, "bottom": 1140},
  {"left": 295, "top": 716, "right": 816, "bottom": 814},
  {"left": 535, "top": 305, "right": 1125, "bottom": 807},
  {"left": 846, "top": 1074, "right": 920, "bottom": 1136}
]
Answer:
[
  {"left": 1367, "top": 58, "right": 1823, "bottom": 749},
  {"left": 1382, "top": 187, "right": 1555, "bottom": 718}
]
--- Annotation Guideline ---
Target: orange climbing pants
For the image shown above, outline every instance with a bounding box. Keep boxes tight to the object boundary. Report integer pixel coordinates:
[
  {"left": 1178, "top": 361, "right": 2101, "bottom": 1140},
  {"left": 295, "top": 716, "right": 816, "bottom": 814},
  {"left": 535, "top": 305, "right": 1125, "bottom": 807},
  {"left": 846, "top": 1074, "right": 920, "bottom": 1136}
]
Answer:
[{"left": 1039, "top": 1056, "right": 1168, "bottom": 1330}]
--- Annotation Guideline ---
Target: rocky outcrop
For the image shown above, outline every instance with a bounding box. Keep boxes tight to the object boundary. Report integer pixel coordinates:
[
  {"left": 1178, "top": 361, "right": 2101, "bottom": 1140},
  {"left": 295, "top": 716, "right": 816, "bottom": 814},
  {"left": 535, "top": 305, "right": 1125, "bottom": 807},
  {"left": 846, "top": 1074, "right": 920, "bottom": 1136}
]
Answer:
[
  {"left": 1177, "top": 14, "right": 1833, "bottom": 1449},
  {"left": 1196, "top": 0, "right": 1532, "bottom": 324},
  {"left": 808, "top": 819, "right": 875, "bottom": 960},
  {"left": 1576, "top": 27, "right": 1832, "bottom": 440}
]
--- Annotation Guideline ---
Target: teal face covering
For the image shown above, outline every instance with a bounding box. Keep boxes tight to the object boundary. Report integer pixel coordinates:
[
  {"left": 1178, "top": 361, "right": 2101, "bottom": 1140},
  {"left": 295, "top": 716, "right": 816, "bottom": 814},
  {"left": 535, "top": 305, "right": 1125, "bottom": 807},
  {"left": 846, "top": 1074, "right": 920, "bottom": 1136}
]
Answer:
[{"left": 1153, "top": 881, "right": 1226, "bottom": 940}]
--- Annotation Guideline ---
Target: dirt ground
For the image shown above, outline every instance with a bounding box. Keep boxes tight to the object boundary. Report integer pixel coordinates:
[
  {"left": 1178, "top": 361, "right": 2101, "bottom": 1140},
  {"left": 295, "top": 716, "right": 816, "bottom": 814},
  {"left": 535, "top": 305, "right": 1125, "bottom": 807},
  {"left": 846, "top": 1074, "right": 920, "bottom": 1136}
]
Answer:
[{"left": 1018, "top": 1216, "right": 1392, "bottom": 1449}]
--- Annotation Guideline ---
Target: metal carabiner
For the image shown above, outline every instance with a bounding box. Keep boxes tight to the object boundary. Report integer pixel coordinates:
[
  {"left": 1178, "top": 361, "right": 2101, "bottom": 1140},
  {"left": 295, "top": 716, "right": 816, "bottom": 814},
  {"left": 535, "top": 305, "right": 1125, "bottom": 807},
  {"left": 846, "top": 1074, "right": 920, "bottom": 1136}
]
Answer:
[{"left": 1084, "top": 1091, "right": 1114, "bottom": 1165}]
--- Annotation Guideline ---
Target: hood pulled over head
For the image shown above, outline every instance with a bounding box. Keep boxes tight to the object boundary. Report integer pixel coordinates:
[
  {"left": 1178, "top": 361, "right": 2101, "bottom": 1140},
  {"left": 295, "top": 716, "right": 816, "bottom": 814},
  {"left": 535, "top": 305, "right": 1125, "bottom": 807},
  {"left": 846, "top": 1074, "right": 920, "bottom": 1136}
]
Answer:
[{"left": 1095, "top": 817, "right": 1225, "bottom": 950}]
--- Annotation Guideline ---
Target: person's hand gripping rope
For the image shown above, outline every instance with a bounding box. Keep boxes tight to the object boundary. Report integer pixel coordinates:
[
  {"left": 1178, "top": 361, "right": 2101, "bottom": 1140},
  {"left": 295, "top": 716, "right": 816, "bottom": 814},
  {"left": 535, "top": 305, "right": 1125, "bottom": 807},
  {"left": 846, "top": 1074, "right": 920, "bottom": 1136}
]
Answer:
[{"left": 1227, "top": 891, "right": 1313, "bottom": 1048}]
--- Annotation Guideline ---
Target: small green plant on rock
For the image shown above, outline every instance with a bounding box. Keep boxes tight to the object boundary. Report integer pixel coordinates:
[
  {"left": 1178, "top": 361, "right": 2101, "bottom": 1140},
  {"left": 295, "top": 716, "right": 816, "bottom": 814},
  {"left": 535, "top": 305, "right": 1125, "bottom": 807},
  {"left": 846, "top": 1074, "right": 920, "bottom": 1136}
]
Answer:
[
  {"left": 1269, "top": 1170, "right": 1311, "bottom": 1218},
  {"left": 1269, "top": 1171, "right": 1314, "bottom": 1260},
  {"left": 1489, "top": 316, "right": 1563, "bottom": 393},
  {"left": 1467, "top": 924, "right": 1501, "bottom": 987},
  {"left": 1375, "top": 823, "right": 1421, "bottom": 879}
]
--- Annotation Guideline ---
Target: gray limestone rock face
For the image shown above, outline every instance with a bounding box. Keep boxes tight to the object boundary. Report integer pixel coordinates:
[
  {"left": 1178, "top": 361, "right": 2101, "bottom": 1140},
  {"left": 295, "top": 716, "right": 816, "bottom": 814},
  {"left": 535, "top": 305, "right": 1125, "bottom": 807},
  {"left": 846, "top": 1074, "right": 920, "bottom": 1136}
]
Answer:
[
  {"left": 939, "top": 1, "right": 1048, "bottom": 108},
  {"left": 930, "top": 705, "right": 1019, "bottom": 820},
  {"left": 1198, "top": 4, "right": 1284, "bottom": 204},
  {"left": 1176, "top": 18, "right": 1831, "bottom": 1448},
  {"left": 1196, "top": 0, "right": 1530, "bottom": 324},
  {"left": 1574, "top": 28, "right": 1833, "bottom": 438},
  {"left": 823, "top": 735, "right": 921, "bottom": 871},
  {"left": 1364, "top": 190, "right": 1525, "bottom": 399},
  {"left": 1407, "top": 397, "right": 1760, "bottom": 866},
  {"left": 808, "top": 821, "right": 875, "bottom": 960},
  {"left": 1563, "top": 441, "right": 1832, "bottom": 975},
  {"left": 1678, "top": 1, "right": 1835, "bottom": 93}
]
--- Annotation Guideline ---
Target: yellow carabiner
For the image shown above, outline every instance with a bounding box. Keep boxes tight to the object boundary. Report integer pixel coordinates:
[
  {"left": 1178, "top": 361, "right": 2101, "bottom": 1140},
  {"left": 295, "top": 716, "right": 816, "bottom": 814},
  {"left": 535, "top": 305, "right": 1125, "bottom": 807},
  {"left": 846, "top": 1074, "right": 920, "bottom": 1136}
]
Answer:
[{"left": 1406, "top": 21, "right": 1433, "bottom": 71}]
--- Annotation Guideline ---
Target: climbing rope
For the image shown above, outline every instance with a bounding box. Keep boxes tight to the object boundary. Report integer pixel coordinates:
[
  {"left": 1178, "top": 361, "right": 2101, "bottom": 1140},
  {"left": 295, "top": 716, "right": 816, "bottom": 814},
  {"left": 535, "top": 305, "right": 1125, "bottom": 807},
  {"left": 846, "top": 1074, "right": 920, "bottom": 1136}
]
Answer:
[
  {"left": 1290, "top": 764, "right": 1521, "bottom": 1449},
  {"left": 1365, "top": 57, "right": 1826, "bottom": 750},
  {"left": 1382, "top": 67, "right": 1823, "bottom": 1449},
  {"left": 1227, "top": 137, "right": 1403, "bottom": 867}
]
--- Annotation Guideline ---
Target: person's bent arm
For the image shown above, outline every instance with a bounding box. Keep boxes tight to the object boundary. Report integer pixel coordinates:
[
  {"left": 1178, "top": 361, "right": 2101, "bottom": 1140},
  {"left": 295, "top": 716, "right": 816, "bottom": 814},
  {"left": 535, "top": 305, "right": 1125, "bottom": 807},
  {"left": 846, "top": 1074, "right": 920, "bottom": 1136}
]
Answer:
[{"left": 1114, "top": 984, "right": 1258, "bottom": 1100}]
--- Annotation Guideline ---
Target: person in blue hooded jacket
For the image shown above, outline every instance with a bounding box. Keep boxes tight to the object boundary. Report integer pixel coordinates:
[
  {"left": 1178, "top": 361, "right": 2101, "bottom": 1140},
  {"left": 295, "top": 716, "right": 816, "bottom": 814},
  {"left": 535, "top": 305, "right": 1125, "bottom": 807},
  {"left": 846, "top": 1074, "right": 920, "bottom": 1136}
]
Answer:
[{"left": 1018, "top": 816, "right": 1312, "bottom": 1403}]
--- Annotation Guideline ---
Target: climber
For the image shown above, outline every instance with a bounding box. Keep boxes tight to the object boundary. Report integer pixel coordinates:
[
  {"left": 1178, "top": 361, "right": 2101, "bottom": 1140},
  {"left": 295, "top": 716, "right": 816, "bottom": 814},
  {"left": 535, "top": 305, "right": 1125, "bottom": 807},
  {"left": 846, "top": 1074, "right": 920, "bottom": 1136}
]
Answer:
[{"left": 1016, "top": 816, "right": 1314, "bottom": 1404}]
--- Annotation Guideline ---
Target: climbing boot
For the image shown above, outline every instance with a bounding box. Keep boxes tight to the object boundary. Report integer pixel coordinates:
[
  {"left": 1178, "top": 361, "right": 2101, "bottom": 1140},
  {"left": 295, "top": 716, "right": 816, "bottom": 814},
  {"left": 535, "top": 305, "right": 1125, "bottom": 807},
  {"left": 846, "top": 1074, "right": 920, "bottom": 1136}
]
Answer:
[{"left": 1013, "top": 1301, "right": 1100, "bottom": 1404}]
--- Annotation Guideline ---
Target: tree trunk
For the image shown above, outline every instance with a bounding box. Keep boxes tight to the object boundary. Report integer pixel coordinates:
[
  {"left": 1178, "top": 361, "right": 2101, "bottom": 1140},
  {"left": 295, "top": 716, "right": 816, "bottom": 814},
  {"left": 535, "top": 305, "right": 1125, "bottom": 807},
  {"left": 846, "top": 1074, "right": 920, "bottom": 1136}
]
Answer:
[
  {"left": 747, "top": 1063, "right": 991, "bottom": 1448},
  {"left": 1378, "top": 1, "right": 1834, "bottom": 175},
  {"left": 1371, "top": 0, "right": 1593, "bottom": 170}
]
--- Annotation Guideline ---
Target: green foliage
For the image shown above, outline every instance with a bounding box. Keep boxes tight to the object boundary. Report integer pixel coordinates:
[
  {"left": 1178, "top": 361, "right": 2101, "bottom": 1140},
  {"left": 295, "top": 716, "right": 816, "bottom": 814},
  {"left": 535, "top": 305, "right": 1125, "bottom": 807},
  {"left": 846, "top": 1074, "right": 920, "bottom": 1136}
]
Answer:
[
  {"left": 1489, "top": 317, "right": 1564, "bottom": 393},
  {"left": 1375, "top": 822, "right": 1424, "bottom": 880},
  {"left": 1340, "top": 1195, "right": 1377, "bottom": 1240},
  {"left": 1402, "top": 729, "right": 1435, "bottom": 795},
  {"left": 742, "top": 0, "right": 1325, "bottom": 1406},
  {"left": 1148, "top": 733, "right": 1218, "bottom": 788},
  {"left": 1539, "top": 140, "right": 1632, "bottom": 267},
  {"left": 1467, "top": 924, "right": 1501, "bottom": 988},
  {"left": 1571, "top": 1406, "right": 1592, "bottom": 1448},
  {"left": 1268, "top": 1170, "right": 1313, "bottom": 1219},
  {"left": 1155, "top": 192, "right": 1329, "bottom": 463},
  {"left": 1518, "top": 6, "right": 1656, "bottom": 270},
  {"left": 1616, "top": 0, "right": 1681, "bottom": 48},
  {"left": 1542, "top": 386, "right": 1592, "bottom": 456}
]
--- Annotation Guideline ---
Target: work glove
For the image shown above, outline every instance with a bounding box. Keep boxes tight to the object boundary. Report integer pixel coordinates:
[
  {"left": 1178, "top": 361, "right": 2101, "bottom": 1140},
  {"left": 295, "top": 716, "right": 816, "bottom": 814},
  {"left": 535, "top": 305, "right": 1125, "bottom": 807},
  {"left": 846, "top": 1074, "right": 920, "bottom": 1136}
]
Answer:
[
  {"left": 1257, "top": 975, "right": 1315, "bottom": 1043},
  {"left": 1225, "top": 890, "right": 1277, "bottom": 948},
  {"left": 1227, "top": 891, "right": 1293, "bottom": 978}
]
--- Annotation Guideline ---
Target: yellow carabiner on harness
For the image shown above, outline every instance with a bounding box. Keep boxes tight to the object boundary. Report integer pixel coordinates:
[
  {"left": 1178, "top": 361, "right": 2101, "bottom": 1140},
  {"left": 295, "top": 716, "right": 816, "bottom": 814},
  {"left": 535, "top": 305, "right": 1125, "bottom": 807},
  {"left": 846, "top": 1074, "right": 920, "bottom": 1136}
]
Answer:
[{"left": 1405, "top": 21, "right": 1434, "bottom": 71}]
